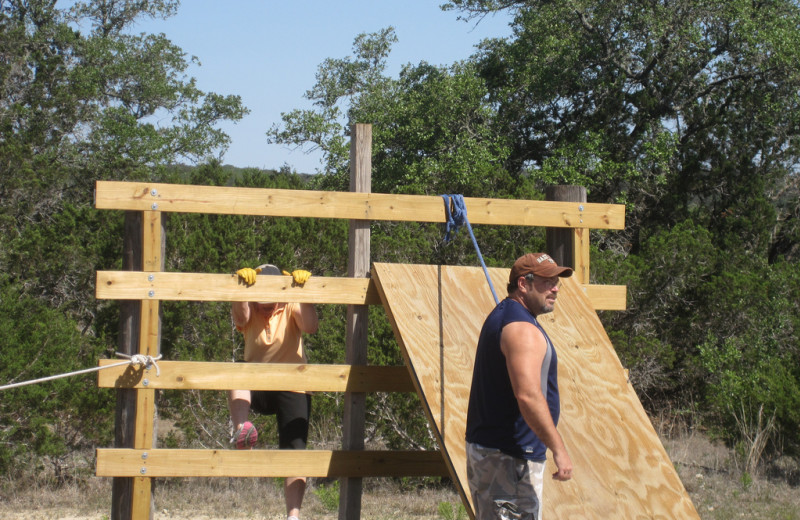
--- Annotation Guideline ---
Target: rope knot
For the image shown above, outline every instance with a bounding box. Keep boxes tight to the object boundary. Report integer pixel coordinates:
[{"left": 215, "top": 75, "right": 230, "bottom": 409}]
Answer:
[
  {"left": 441, "top": 194, "right": 468, "bottom": 243},
  {"left": 440, "top": 194, "right": 500, "bottom": 304},
  {"left": 116, "top": 352, "right": 163, "bottom": 377}
]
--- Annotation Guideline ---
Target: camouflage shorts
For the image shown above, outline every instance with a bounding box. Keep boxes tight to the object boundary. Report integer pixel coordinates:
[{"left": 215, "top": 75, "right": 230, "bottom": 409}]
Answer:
[{"left": 466, "top": 442, "right": 545, "bottom": 520}]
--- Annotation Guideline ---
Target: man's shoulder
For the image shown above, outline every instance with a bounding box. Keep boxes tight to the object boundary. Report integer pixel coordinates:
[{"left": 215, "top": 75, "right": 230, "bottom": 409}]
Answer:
[
  {"left": 496, "top": 299, "right": 536, "bottom": 324},
  {"left": 501, "top": 319, "right": 547, "bottom": 355}
]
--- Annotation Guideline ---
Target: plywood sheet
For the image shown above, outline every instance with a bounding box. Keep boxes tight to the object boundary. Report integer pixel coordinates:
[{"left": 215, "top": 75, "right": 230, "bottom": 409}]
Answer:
[{"left": 372, "top": 263, "right": 699, "bottom": 519}]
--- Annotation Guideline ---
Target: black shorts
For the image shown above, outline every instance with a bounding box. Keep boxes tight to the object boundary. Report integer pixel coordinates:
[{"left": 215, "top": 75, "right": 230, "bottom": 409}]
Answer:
[{"left": 250, "top": 391, "right": 311, "bottom": 450}]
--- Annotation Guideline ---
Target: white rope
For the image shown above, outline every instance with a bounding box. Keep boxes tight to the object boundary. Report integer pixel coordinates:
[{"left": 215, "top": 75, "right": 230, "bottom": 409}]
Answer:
[{"left": 0, "top": 352, "right": 162, "bottom": 391}]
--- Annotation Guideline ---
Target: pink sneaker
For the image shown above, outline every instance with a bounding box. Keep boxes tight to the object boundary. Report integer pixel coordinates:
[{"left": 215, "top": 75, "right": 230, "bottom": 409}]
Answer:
[{"left": 231, "top": 421, "right": 258, "bottom": 449}]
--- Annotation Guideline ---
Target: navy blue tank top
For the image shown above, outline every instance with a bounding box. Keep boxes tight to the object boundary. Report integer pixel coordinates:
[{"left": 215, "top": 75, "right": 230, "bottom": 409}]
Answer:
[{"left": 465, "top": 298, "right": 560, "bottom": 461}]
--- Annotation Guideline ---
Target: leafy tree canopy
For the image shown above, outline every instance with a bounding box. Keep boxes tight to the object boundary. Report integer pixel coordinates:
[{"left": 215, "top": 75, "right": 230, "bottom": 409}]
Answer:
[
  {"left": 0, "top": 0, "right": 249, "bottom": 471},
  {"left": 0, "top": 0, "right": 248, "bottom": 213},
  {"left": 0, "top": 0, "right": 248, "bottom": 315},
  {"left": 445, "top": 0, "right": 800, "bottom": 260},
  {"left": 268, "top": 27, "right": 514, "bottom": 197}
]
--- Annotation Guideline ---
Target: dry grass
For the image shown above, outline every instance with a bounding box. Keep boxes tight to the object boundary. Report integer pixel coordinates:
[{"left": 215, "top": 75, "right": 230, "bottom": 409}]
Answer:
[
  {"left": 0, "top": 476, "right": 461, "bottom": 519},
  {"left": 1, "top": 430, "right": 798, "bottom": 519},
  {"left": 664, "top": 431, "right": 800, "bottom": 520}
]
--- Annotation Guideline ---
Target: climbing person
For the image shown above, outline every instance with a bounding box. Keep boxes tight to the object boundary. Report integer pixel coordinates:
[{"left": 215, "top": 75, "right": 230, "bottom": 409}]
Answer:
[
  {"left": 231, "top": 263, "right": 318, "bottom": 520},
  {"left": 465, "top": 253, "right": 574, "bottom": 520}
]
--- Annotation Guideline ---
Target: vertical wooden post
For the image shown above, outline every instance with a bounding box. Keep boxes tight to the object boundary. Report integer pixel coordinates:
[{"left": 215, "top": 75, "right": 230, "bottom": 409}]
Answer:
[
  {"left": 111, "top": 211, "right": 164, "bottom": 520},
  {"left": 339, "top": 124, "right": 372, "bottom": 520},
  {"left": 111, "top": 212, "right": 141, "bottom": 520},
  {"left": 545, "top": 186, "right": 589, "bottom": 284}
]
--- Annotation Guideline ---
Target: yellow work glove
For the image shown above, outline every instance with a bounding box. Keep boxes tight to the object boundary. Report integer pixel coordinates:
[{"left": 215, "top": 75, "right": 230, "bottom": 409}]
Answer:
[
  {"left": 283, "top": 269, "right": 311, "bottom": 285},
  {"left": 236, "top": 267, "right": 262, "bottom": 285}
]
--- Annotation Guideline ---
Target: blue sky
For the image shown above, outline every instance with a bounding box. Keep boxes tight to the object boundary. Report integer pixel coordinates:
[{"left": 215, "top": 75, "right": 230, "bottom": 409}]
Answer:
[{"left": 133, "top": 1, "right": 513, "bottom": 173}]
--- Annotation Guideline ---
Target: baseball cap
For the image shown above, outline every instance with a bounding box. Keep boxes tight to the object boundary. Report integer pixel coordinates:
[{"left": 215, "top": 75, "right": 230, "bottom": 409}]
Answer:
[
  {"left": 255, "top": 264, "right": 281, "bottom": 304},
  {"left": 509, "top": 253, "right": 573, "bottom": 284},
  {"left": 256, "top": 264, "right": 281, "bottom": 276}
]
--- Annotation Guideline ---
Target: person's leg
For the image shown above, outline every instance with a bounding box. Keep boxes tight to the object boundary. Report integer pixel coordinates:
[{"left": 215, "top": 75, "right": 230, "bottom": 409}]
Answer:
[
  {"left": 522, "top": 460, "right": 546, "bottom": 520},
  {"left": 276, "top": 392, "right": 311, "bottom": 519},
  {"left": 228, "top": 389, "right": 251, "bottom": 427},
  {"left": 228, "top": 389, "right": 257, "bottom": 449},
  {"left": 284, "top": 476, "right": 307, "bottom": 519},
  {"left": 465, "top": 442, "right": 541, "bottom": 520},
  {"left": 466, "top": 442, "right": 496, "bottom": 520}
]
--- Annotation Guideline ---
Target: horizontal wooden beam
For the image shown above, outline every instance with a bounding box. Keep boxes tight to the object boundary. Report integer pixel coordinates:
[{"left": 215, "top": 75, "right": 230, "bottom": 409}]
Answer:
[
  {"left": 97, "top": 361, "right": 414, "bottom": 393},
  {"left": 581, "top": 284, "right": 627, "bottom": 311},
  {"left": 96, "top": 449, "right": 449, "bottom": 478},
  {"left": 96, "top": 271, "right": 381, "bottom": 305},
  {"left": 95, "top": 270, "right": 624, "bottom": 309},
  {"left": 95, "top": 181, "right": 625, "bottom": 229}
]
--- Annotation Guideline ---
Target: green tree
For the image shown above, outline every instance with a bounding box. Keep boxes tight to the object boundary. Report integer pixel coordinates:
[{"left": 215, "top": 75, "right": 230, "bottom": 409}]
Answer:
[
  {"left": 448, "top": 0, "right": 800, "bottom": 254},
  {"left": 0, "top": 283, "right": 113, "bottom": 478},
  {"left": 0, "top": 0, "right": 247, "bottom": 476},
  {"left": 267, "top": 28, "right": 400, "bottom": 187},
  {"left": 0, "top": 0, "right": 248, "bottom": 320},
  {"left": 268, "top": 27, "right": 514, "bottom": 198}
]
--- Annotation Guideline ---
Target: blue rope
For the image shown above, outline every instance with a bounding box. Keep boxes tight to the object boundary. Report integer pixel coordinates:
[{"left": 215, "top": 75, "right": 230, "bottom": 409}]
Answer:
[{"left": 441, "top": 194, "right": 500, "bottom": 305}]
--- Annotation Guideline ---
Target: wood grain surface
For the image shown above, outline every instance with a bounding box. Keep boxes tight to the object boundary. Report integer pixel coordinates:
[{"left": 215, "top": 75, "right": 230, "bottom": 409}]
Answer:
[
  {"left": 372, "top": 263, "right": 699, "bottom": 519},
  {"left": 96, "top": 449, "right": 447, "bottom": 478},
  {"left": 95, "top": 271, "right": 382, "bottom": 305},
  {"left": 94, "top": 181, "right": 625, "bottom": 229},
  {"left": 95, "top": 270, "right": 625, "bottom": 310},
  {"left": 96, "top": 361, "right": 414, "bottom": 393}
]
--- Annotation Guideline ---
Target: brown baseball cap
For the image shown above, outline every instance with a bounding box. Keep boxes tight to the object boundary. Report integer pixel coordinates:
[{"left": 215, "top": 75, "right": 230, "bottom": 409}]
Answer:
[{"left": 509, "top": 253, "right": 573, "bottom": 283}]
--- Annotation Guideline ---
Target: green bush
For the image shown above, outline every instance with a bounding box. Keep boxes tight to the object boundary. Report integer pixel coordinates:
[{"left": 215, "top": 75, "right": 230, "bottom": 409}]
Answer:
[
  {"left": 313, "top": 479, "right": 340, "bottom": 512},
  {"left": 0, "top": 284, "right": 114, "bottom": 478}
]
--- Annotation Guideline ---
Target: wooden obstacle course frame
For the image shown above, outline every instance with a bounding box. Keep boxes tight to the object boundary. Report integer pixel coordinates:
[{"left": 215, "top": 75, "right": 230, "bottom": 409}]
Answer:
[{"left": 94, "top": 125, "right": 626, "bottom": 519}]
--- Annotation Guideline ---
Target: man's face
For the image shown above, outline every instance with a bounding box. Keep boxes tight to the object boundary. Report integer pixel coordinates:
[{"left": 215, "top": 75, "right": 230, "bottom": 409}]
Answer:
[{"left": 520, "top": 275, "right": 561, "bottom": 315}]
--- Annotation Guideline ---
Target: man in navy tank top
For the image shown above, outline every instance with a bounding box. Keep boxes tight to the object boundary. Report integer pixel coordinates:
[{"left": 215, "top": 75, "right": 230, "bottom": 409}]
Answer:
[{"left": 466, "top": 253, "right": 574, "bottom": 520}]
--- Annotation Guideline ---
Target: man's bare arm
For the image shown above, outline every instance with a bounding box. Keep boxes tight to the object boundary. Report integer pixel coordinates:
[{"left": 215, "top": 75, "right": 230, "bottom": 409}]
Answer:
[{"left": 501, "top": 321, "right": 573, "bottom": 480}]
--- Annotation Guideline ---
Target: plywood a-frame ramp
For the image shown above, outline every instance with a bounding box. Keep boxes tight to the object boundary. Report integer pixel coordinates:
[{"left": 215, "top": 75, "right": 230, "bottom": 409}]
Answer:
[{"left": 372, "top": 263, "right": 699, "bottom": 519}]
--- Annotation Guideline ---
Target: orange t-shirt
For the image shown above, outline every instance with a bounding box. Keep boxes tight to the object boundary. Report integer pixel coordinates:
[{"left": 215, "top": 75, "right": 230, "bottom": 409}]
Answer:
[{"left": 239, "top": 302, "right": 306, "bottom": 364}]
